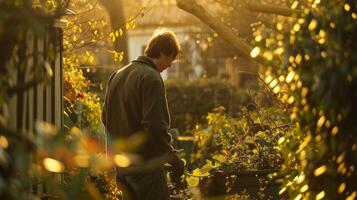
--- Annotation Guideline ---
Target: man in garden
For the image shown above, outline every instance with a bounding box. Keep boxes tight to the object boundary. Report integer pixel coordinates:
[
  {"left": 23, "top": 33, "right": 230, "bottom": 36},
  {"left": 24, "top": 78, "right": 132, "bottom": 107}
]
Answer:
[{"left": 101, "top": 29, "right": 184, "bottom": 200}]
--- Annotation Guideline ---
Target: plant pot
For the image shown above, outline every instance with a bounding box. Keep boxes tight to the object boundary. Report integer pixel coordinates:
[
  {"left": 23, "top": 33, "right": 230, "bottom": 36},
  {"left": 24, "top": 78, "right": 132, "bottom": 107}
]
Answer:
[{"left": 200, "top": 169, "right": 281, "bottom": 199}]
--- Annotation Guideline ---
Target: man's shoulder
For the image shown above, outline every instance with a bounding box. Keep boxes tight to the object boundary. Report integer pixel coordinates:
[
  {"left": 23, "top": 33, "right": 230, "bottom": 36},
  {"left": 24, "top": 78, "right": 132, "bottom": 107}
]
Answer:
[{"left": 130, "top": 61, "right": 161, "bottom": 80}]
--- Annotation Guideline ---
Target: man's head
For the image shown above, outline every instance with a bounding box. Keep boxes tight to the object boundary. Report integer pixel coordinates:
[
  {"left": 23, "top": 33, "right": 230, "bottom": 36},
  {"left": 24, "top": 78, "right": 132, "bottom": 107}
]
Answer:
[{"left": 144, "top": 29, "right": 180, "bottom": 72}]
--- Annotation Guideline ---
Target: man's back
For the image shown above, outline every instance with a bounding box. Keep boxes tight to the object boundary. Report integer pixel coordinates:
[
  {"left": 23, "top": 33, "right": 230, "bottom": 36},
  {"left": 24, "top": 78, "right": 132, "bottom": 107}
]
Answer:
[{"left": 102, "top": 56, "right": 172, "bottom": 160}]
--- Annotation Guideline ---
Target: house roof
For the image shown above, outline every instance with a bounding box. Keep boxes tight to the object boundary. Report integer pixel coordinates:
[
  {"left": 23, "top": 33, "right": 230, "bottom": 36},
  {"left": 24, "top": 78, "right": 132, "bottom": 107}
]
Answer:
[{"left": 134, "top": 4, "right": 200, "bottom": 28}]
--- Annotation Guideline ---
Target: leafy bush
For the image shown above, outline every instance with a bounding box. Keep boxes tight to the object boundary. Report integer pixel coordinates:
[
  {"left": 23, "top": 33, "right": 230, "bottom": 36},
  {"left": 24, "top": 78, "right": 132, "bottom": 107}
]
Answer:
[
  {"left": 254, "top": 0, "right": 357, "bottom": 198},
  {"left": 165, "top": 78, "right": 250, "bottom": 132},
  {"left": 180, "top": 104, "right": 290, "bottom": 190}
]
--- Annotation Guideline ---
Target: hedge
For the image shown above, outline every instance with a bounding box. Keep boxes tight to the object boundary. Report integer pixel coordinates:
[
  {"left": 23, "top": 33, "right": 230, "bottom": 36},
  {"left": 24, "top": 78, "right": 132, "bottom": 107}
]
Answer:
[{"left": 165, "top": 78, "right": 249, "bottom": 132}]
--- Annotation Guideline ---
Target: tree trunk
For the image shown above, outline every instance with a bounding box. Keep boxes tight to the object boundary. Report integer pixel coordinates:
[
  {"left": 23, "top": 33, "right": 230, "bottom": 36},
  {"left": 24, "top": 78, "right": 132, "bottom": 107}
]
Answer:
[{"left": 100, "top": 0, "right": 129, "bottom": 65}]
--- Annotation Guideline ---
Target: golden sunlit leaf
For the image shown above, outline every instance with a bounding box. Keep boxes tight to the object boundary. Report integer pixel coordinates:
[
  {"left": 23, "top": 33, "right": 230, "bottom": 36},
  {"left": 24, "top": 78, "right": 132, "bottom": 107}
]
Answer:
[
  {"left": 177, "top": 136, "right": 194, "bottom": 141},
  {"left": 255, "top": 35, "right": 262, "bottom": 42},
  {"left": 317, "top": 116, "right": 326, "bottom": 128},
  {"left": 312, "top": 0, "right": 321, "bottom": 8},
  {"left": 186, "top": 176, "right": 199, "bottom": 187},
  {"left": 114, "top": 154, "right": 131, "bottom": 167},
  {"left": 276, "top": 23, "right": 283, "bottom": 30},
  {"left": 316, "top": 191, "right": 325, "bottom": 200},
  {"left": 192, "top": 168, "right": 202, "bottom": 176},
  {"left": 338, "top": 183, "right": 346, "bottom": 193},
  {"left": 274, "top": 47, "right": 284, "bottom": 55},
  {"left": 264, "top": 75, "right": 273, "bottom": 84},
  {"left": 298, "top": 18, "right": 305, "bottom": 24},
  {"left": 291, "top": 1, "right": 299, "bottom": 9},
  {"left": 301, "top": 98, "right": 307, "bottom": 105},
  {"left": 273, "top": 85, "right": 280, "bottom": 94},
  {"left": 319, "top": 29, "right": 326, "bottom": 38},
  {"left": 212, "top": 154, "right": 225, "bottom": 163},
  {"left": 314, "top": 165, "right": 327, "bottom": 176},
  {"left": 279, "top": 187, "right": 287, "bottom": 195},
  {"left": 289, "top": 56, "right": 295, "bottom": 63},
  {"left": 352, "top": 13, "right": 357, "bottom": 19},
  {"left": 344, "top": 3, "right": 351, "bottom": 12},
  {"left": 300, "top": 184, "right": 309, "bottom": 193},
  {"left": 346, "top": 191, "right": 356, "bottom": 200},
  {"left": 298, "top": 135, "right": 312, "bottom": 152},
  {"left": 293, "top": 23, "right": 301, "bottom": 32},
  {"left": 331, "top": 126, "right": 339, "bottom": 136},
  {"left": 88, "top": 55, "right": 94, "bottom": 64},
  {"left": 336, "top": 152, "right": 346, "bottom": 164},
  {"left": 269, "top": 79, "right": 278, "bottom": 88},
  {"left": 278, "top": 75, "right": 285, "bottom": 82},
  {"left": 72, "top": 35, "right": 78, "bottom": 42},
  {"left": 250, "top": 47, "right": 260, "bottom": 58},
  {"left": 295, "top": 54, "right": 302, "bottom": 64},
  {"left": 287, "top": 96, "right": 295, "bottom": 104},
  {"left": 296, "top": 173, "right": 305, "bottom": 184},
  {"left": 110, "top": 32, "right": 115, "bottom": 42},
  {"left": 320, "top": 51, "right": 327, "bottom": 57},
  {"left": 131, "top": 20, "right": 136, "bottom": 29},
  {"left": 263, "top": 51, "right": 273, "bottom": 60},
  {"left": 294, "top": 194, "right": 302, "bottom": 200},
  {"left": 0, "top": 135, "right": 9, "bottom": 149},
  {"left": 278, "top": 137, "right": 285, "bottom": 145},
  {"left": 308, "top": 19, "right": 318, "bottom": 31},
  {"left": 43, "top": 158, "right": 64, "bottom": 173},
  {"left": 301, "top": 87, "right": 309, "bottom": 97}
]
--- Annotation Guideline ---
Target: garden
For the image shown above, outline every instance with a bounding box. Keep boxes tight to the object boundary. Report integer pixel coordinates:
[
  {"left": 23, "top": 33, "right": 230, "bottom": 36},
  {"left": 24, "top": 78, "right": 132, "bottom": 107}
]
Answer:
[{"left": 0, "top": 0, "right": 356, "bottom": 199}]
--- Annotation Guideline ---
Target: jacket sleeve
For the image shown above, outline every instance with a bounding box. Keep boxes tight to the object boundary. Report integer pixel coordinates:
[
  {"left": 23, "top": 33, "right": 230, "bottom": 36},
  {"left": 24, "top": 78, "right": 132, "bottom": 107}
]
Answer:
[
  {"left": 101, "top": 71, "right": 117, "bottom": 127},
  {"left": 101, "top": 101, "right": 107, "bottom": 126},
  {"left": 141, "top": 73, "right": 174, "bottom": 156}
]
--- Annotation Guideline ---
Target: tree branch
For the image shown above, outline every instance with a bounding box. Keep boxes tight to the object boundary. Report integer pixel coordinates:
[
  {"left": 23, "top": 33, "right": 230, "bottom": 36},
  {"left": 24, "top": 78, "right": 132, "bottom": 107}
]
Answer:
[
  {"left": 246, "top": 2, "right": 301, "bottom": 16},
  {"left": 176, "top": 0, "right": 252, "bottom": 59}
]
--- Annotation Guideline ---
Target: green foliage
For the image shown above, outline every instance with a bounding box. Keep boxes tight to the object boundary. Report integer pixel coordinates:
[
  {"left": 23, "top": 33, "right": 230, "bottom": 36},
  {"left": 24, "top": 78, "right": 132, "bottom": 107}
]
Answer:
[
  {"left": 254, "top": 0, "right": 357, "bottom": 198},
  {"left": 63, "top": 53, "right": 103, "bottom": 136},
  {"left": 190, "top": 106, "right": 286, "bottom": 172},
  {"left": 0, "top": 0, "right": 80, "bottom": 198},
  {"left": 165, "top": 78, "right": 250, "bottom": 132},
  {"left": 180, "top": 104, "right": 289, "bottom": 195},
  {"left": 0, "top": 1, "right": 123, "bottom": 199}
]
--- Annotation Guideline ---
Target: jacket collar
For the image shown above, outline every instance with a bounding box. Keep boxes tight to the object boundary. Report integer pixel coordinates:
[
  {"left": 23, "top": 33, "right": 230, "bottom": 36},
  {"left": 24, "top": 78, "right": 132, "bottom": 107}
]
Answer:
[{"left": 132, "top": 56, "right": 159, "bottom": 71}]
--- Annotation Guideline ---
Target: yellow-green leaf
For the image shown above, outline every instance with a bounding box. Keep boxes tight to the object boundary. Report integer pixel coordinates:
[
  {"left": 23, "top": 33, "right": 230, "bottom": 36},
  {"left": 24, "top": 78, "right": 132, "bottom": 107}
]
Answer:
[
  {"left": 186, "top": 176, "right": 199, "bottom": 187},
  {"left": 212, "top": 154, "right": 226, "bottom": 163}
]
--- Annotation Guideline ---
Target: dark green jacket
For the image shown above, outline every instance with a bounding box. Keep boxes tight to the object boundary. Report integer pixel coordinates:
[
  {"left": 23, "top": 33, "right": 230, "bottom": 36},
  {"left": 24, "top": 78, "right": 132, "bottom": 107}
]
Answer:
[{"left": 102, "top": 56, "right": 174, "bottom": 160}]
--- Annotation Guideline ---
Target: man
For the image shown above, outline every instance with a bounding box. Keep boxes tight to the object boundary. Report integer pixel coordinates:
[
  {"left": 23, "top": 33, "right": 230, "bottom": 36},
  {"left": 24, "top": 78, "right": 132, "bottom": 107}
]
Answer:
[{"left": 101, "top": 29, "right": 184, "bottom": 200}]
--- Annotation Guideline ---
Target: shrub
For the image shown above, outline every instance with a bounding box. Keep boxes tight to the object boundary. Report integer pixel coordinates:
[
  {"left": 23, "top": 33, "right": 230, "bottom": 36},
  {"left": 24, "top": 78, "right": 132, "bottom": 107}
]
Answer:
[
  {"left": 254, "top": 1, "right": 357, "bottom": 198},
  {"left": 165, "top": 78, "right": 250, "bottom": 132}
]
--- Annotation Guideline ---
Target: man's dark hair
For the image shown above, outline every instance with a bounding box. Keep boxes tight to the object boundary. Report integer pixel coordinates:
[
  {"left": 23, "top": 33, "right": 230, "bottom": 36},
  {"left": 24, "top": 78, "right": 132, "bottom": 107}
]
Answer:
[{"left": 144, "top": 29, "right": 180, "bottom": 59}]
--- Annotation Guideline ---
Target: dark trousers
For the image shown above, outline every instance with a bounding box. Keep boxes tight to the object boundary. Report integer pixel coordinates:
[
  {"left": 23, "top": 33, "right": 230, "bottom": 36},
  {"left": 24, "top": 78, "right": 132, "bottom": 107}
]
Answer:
[{"left": 117, "top": 167, "right": 170, "bottom": 200}]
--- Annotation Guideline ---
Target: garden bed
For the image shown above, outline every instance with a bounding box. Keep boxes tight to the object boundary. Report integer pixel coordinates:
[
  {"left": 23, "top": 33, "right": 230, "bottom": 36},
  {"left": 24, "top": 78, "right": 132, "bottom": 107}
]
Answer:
[{"left": 200, "top": 169, "right": 280, "bottom": 199}]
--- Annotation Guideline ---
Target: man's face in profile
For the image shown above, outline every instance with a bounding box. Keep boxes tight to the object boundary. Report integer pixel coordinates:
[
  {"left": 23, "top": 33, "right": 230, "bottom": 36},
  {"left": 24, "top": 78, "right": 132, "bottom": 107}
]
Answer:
[{"left": 156, "top": 53, "right": 175, "bottom": 72}]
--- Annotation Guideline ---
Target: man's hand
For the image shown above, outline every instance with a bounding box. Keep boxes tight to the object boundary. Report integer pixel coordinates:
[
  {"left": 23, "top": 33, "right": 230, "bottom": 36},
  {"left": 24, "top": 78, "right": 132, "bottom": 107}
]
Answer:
[
  {"left": 168, "top": 153, "right": 185, "bottom": 189},
  {"left": 171, "top": 157, "right": 184, "bottom": 177}
]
